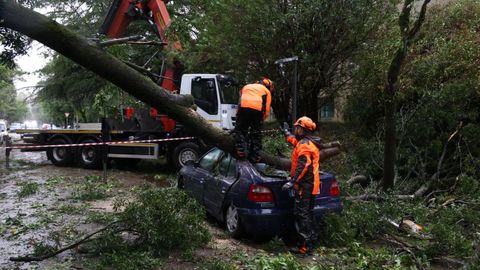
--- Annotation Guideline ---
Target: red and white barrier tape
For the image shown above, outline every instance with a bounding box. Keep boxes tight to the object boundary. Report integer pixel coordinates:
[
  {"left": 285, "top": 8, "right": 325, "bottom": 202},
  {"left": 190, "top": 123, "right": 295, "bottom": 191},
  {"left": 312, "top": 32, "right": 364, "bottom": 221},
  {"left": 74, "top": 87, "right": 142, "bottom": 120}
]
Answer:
[{"left": 5, "top": 136, "right": 195, "bottom": 150}]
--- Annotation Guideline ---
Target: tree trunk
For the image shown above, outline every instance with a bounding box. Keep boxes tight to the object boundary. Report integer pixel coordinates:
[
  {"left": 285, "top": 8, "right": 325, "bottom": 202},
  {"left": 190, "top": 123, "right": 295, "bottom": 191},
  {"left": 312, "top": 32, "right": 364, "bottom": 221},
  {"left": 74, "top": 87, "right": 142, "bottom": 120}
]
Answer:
[
  {"left": 383, "top": 79, "right": 398, "bottom": 190},
  {"left": 382, "top": 0, "right": 430, "bottom": 191}
]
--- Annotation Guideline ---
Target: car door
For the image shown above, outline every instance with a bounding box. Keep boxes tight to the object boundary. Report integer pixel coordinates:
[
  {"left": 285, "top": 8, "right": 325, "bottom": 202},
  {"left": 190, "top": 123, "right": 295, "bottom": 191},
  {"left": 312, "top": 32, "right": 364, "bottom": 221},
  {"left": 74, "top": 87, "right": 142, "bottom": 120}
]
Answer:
[
  {"left": 184, "top": 148, "right": 223, "bottom": 204},
  {"left": 204, "top": 153, "right": 237, "bottom": 217}
]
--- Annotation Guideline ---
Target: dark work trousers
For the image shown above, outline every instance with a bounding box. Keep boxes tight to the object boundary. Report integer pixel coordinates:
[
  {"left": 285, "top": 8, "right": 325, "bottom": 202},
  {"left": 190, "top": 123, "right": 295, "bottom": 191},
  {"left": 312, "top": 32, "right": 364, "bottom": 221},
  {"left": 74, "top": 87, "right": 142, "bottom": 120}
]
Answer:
[
  {"left": 294, "top": 182, "right": 318, "bottom": 249},
  {"left": 234, "top": 107, "right": 263, "bottom": 161}
]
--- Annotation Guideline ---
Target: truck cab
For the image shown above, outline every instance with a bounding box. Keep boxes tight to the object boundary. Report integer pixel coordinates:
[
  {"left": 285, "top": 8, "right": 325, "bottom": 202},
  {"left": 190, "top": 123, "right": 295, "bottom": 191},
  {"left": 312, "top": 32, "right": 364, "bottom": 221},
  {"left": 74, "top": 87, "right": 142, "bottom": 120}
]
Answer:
[{"left": 180, "top": 74, "right": 238, "bottom": 130}]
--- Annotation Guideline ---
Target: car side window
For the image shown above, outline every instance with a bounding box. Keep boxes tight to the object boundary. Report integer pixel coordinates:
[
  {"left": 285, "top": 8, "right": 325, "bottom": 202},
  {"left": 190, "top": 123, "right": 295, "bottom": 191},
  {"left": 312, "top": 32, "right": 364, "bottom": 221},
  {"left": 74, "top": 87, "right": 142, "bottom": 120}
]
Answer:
[
  {"left": 217, "top": 154, "right": 232, "bottom": 177},
  {"left": 199, "top": 149, "right": 223, "bottom": 172}
]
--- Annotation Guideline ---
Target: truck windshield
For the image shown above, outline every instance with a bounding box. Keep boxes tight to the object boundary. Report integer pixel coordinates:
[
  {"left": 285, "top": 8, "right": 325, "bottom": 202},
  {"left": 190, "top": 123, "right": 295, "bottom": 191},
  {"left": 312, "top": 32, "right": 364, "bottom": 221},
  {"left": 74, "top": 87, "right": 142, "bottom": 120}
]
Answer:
[{"left": 217, "top": 75, "right": 239, "bottom": 104}]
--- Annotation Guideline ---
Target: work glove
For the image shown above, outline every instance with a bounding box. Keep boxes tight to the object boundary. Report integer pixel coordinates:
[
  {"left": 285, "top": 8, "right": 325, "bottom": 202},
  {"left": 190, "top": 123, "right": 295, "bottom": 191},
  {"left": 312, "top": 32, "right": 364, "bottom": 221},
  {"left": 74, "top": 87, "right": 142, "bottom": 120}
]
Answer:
[
  {"left": 280, "top": 122, "right": 291, "bottom": 137},
  {"left": 282, "top": 178, "right": 294, "bottom": 190}
]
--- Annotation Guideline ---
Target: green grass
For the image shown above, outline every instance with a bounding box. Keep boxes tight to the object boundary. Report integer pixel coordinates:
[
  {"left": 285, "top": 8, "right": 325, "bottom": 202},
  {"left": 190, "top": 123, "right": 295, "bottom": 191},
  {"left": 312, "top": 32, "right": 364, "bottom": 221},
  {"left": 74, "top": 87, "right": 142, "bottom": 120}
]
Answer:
[
  {"left": 17, "top": 182, "right": 40, "bottom": 197},
  {"left": 72, "top": 176, "right": 117, "bottom": 201}
]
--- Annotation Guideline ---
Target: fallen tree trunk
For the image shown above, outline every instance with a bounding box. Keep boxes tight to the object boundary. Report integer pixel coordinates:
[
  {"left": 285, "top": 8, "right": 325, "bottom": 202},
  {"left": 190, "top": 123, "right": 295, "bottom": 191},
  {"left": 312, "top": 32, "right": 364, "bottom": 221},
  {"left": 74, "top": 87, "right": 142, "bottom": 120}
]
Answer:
[{"left": 346, "top": 175, "right": 369, "bottom": 187}]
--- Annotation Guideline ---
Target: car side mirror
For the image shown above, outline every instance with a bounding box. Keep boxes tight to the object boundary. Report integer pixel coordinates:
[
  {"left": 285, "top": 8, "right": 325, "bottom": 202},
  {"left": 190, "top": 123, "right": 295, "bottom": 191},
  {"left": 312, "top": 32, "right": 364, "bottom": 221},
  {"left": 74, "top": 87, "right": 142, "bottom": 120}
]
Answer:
[{"left": 7, "top": 128, "right": 10, "bottom": 131}]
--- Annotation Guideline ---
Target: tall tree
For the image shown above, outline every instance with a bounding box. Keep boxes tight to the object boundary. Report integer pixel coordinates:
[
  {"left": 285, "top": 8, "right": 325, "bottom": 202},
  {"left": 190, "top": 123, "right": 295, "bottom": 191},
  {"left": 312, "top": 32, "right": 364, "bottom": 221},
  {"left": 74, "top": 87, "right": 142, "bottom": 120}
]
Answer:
[
  {"left": 382, "top": 0, "right": 430, "bottom": 190},
  {"left": 169, "top": 0, "right": 387, "bottom": 122},
  {"left": 0, "top": 64, "right": 28, "bottom": 121}
]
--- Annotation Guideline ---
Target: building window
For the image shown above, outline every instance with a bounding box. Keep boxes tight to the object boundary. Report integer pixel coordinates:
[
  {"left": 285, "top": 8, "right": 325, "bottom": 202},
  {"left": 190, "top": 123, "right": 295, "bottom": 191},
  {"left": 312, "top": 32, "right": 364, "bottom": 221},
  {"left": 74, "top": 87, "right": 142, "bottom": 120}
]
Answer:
[{"left": 320, "top": 97, "right": 335, "bottom": 119}]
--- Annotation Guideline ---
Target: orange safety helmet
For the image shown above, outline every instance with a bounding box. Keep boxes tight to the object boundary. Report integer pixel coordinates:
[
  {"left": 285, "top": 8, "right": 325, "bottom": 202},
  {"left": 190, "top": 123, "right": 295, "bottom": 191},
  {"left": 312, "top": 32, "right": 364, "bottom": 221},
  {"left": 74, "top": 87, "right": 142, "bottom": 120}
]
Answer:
[
  {"left": 294, "top": 116, "right": 316, "bottom": 131},
  {"left": 258, "top": 77, "right": 274, "bottom": 91}
]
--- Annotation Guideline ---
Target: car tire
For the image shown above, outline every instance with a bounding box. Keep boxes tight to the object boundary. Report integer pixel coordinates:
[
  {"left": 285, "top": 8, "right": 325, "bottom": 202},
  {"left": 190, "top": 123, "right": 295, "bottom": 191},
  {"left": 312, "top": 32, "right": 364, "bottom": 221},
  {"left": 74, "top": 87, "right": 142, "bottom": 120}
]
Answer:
[
  {"left": 77, "top": 138, "right": 103, "bottom": 169},
  {"left": 225, "top": 204, "right": 243, "bottom": 238},
  {"left": 170, "top": 142, "right": 200, "bottom": 170},
  {"left": 47, "top": 138, "right": 74, "bottom": 167}
]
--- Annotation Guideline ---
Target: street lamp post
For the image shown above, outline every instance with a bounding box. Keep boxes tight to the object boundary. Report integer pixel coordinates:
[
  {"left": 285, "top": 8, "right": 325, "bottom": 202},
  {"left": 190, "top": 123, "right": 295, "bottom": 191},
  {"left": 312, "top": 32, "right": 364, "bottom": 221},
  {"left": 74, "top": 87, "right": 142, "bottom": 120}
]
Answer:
[
  {"left": 64, "top": 112, "right": 70, "bottom": 129},
  {"left": 275, "top": 56, "right": 299, "bottom": 127}
]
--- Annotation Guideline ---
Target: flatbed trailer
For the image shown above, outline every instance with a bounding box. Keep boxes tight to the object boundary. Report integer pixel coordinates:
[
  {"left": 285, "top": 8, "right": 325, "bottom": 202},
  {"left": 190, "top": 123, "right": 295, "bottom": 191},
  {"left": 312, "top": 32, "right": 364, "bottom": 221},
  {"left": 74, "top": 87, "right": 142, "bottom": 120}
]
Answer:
[{"left": 15, "top": 123, "right": 205, "bottom": 170}]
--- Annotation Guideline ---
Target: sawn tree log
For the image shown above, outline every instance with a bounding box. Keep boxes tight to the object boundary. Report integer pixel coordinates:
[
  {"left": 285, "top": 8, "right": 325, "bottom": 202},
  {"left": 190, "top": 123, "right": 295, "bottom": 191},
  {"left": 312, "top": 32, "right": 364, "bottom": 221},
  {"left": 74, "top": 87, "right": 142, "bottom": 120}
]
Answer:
[{"left": 0, "top": 1, "right": 339, "bottom": 169}]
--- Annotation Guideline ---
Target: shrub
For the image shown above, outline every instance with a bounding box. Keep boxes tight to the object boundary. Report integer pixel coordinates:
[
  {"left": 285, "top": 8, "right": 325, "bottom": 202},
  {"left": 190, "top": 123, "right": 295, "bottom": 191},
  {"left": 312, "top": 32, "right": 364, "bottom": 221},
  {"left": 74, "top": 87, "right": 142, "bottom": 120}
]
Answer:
[{"left": 115, "top": 186, "right": 211, "bottom": 255}]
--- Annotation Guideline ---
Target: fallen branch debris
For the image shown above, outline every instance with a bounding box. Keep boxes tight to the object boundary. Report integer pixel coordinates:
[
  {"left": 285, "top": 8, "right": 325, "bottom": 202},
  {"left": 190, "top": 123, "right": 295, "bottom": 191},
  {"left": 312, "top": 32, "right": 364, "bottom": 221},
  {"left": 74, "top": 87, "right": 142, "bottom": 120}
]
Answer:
[{"left": 10, "top": 220, "right": 123, "bottom": 262}]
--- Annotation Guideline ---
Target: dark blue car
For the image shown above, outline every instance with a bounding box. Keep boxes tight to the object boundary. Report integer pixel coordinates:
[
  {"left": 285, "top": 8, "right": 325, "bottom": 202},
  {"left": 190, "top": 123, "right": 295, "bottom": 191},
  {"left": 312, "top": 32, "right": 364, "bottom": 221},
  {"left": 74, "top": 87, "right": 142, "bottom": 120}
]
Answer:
[{"left": 178, "top": 147, "right": 343, "bottom": 238}]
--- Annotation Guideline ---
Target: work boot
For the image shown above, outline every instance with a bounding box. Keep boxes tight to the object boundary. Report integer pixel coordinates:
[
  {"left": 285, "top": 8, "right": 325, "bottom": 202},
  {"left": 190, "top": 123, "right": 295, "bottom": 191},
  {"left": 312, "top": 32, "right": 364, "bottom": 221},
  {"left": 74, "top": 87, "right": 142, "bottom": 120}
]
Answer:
[{"left": 288, "top": 244, "right": 312, "bottom": 257}]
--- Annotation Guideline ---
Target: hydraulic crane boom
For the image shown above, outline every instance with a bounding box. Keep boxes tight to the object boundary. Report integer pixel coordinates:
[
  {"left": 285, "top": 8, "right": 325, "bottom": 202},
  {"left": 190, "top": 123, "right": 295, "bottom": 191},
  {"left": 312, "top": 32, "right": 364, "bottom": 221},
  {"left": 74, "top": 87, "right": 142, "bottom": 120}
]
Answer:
[
  {"left": 100, "top": 0, "right": 171, "bottom": 41},
  {"left": 99, "top": 0, "right": 179, "bottom": 92}
]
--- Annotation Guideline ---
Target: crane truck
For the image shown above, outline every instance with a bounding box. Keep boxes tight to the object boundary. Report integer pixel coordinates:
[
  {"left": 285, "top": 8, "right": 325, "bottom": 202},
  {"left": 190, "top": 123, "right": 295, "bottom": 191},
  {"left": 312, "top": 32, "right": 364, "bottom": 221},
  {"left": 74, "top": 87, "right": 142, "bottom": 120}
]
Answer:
[{"left": 16, "top": 0, "right": 238, "bottom": 170}]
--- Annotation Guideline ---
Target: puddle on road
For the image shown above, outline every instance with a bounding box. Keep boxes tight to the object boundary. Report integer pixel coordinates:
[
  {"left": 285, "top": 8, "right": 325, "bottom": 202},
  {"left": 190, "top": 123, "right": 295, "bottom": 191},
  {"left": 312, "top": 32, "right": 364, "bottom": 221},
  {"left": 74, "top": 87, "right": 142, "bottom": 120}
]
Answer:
[{"left": 0, "top": 147, "right": 175, "bottom": 269}]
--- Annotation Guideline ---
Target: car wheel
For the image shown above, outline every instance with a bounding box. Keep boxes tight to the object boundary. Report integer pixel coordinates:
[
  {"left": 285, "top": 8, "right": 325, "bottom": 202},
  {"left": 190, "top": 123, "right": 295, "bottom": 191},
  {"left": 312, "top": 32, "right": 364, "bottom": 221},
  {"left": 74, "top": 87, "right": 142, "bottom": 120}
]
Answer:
[
  {"left": 225, "top": 204, "right": 243, "bottom": 238},
  {"left": 47, "top": 138, "right": 74, "bottom": 167},
  {"left": 77, "top": 138, "right": 103, "bottom": 169},
  {"left": 170, "top": 142, "right": 200, "bottom": 170}
]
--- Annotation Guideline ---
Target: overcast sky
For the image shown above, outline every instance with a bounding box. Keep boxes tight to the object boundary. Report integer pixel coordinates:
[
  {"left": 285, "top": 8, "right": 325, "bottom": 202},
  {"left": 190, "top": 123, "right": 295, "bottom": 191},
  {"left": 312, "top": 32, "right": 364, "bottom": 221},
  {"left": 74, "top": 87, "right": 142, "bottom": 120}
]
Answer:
[{"left": 14, "top": 41, "right": 51, "bottom": 96}]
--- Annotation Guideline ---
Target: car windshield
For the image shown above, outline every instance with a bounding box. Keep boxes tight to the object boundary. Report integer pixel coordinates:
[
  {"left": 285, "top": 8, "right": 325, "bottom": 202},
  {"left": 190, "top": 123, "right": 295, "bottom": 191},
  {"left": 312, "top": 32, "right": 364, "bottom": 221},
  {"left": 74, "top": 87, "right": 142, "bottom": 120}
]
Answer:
[
  {"left": 254, "top": 163, "right": 289, "bottom": 178},
  {"left": 217, "top": 75, "right": 239, "bottom": 104}
]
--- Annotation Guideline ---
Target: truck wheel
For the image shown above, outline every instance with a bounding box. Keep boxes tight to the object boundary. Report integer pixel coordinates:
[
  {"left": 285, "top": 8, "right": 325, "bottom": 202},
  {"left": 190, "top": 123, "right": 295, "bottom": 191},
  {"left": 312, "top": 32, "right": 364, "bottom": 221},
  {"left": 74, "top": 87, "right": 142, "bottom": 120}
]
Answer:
[
  {"left": 77, "top": 138, "right": 102, "bottom": 169},
  {"left": 47, "top": 138, "right": 74, "bottom": 167},
  {"left": 171, "top": 142, "right": 200, "bottom": 170}
]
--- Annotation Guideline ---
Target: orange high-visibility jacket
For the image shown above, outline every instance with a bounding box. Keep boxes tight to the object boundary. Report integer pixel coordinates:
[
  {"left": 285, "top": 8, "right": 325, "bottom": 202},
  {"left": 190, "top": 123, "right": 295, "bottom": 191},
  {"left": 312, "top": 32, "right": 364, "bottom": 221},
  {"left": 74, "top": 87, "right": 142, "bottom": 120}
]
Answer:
[
  {"left": 239, "top": 83, "right": 271, "bottom": 120},
  {"left": 287, "top": 135, "right": 321, "bottom": 195}
]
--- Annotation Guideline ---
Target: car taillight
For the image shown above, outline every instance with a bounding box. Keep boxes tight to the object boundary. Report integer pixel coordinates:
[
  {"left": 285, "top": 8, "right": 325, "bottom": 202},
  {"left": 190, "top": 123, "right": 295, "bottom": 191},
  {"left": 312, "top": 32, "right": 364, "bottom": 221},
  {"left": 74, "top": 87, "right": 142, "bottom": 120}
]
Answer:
[
  {"left": 329, "top": 181, "right": 340, "bottom": 197},
  {"left": 247, "top": 184, "right": 274, "bottom": 203}
]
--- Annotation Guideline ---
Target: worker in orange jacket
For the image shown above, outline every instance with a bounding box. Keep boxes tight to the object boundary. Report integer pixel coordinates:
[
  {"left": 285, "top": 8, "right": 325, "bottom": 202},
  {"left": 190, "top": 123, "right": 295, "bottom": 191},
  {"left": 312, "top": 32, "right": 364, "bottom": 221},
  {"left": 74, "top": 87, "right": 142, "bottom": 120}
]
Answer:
[
  {"left": 281, "top": 116, "right": 321, "bottom": 256},
  {"left": 234, "top": 78, "right": 273, "bottom": 162}
]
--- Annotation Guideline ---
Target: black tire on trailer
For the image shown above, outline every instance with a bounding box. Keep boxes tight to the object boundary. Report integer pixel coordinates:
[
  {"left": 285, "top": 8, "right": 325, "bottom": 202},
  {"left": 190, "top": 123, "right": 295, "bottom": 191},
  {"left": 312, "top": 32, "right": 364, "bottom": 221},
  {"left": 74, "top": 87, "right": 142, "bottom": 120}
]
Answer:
[
  {"left": 170, "top": 141, "right": 201, "bottom": 170},
  {"left": 76, "top": 138, "right": 103, "bottom": 169},
  {"left": 47, "top": 137, "right": 74, "bottom": 167}
]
